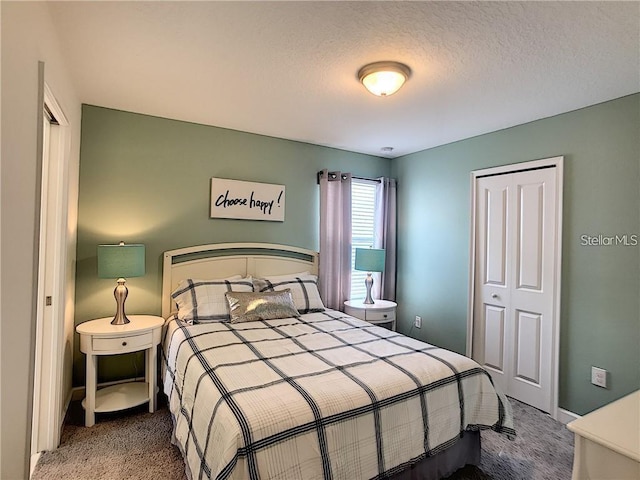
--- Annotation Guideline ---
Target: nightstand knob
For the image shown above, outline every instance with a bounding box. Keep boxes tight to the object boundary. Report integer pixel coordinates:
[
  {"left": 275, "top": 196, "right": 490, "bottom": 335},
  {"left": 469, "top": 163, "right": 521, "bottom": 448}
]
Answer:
[
  {"left": 383, "top": 314, "right": 388, "bottom": 318},
  {"left": 122, "top": 341, "right": 127, "bottom": 346}
]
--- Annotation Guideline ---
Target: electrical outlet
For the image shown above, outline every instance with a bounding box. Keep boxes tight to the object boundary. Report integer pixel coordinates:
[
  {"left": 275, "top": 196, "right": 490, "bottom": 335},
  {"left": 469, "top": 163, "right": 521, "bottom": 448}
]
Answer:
[
  {"left": 591, "top": 366, "right": 607, "bottom": 388},
  {"left": 414, "top": 316, "right": 422, "bottom": 328}
]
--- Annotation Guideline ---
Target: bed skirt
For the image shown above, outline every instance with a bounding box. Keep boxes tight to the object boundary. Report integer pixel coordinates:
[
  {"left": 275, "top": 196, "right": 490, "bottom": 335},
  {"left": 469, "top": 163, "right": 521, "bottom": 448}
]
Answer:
[{"left": 390, "top": 431, "right": 481, "bottom": 480}]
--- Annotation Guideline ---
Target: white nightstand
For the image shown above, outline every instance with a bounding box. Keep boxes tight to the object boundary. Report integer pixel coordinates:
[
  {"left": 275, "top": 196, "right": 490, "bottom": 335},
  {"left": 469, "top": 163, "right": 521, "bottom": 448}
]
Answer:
[
  {"left": 76, "top": 314, "right": 165, "bottom": 427},
  {"left": 344, "top": 300, "right": 397, "bottom": 331}
]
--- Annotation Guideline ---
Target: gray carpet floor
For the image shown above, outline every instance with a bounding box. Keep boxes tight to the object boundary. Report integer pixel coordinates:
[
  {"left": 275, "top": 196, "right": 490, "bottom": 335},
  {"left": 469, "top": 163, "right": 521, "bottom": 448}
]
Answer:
[{"left": 32, "top": 397, "right": 573, "bottom": 480}]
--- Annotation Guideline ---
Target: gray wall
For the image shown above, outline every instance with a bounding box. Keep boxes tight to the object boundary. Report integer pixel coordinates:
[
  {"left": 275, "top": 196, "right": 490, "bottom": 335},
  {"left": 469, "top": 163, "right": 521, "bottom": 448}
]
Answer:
[
  {"left": 1, "top": 2, "right": 82, "bottom": 478},
  {"left": 392, "top": 94, "right": 640, "bottom": 416},
  {"left": 74, "top": 105, "right": 391, "bottom": 385}
]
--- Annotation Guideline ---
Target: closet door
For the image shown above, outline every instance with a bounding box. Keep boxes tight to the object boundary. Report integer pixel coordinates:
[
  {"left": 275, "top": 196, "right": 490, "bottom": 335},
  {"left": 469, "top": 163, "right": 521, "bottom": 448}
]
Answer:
[
  {"left": 472, "top": 166, "right": 557, "bottom": 412},
  {"left": 473, "top": 174, "right": 511, "bottom": 395}
]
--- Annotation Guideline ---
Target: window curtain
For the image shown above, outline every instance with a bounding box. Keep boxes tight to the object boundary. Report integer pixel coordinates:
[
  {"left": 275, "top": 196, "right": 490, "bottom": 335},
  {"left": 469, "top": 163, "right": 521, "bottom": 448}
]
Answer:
[
  {"left": 319, "top": 169, "right": 352, "bottom": 310},
  {"left": 373, "top": 177, "right": 397, "bottom": 301}
]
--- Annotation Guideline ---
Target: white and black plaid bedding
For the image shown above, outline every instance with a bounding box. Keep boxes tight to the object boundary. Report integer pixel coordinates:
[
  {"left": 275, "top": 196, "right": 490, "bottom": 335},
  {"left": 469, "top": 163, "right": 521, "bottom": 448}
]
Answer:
[{"left": 162, "top": 310, "right": 515, "bottom": 480}]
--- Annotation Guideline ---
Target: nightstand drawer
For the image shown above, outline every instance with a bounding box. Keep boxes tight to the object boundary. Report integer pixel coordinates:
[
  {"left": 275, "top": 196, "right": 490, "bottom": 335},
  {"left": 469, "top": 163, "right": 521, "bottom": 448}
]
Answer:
[
  {"left": 366, "top": 310, "right": 395, "bottom": 322},
  {"left": 92, "top": 332, "right": 152, "bottom": 352}
]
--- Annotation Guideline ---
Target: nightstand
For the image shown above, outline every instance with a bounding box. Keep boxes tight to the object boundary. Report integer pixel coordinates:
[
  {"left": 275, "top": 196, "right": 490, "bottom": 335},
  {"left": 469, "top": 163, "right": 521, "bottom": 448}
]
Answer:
[
  {"left": 567, "top": 390, "right": 639, "bottom": 479},
  {"left": 76, "top": 314, "right": 165, "bottom": 427},
  {"left": 344, "top": 300, "right": 397, "bottom": 331}
]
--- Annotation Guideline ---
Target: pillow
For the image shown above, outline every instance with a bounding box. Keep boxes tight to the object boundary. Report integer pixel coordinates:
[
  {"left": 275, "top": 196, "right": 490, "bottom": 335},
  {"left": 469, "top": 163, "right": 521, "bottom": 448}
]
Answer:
[
  {"left": 253, "top": 272, "right": 325, "bottom": 314},
  {"left": 225, "top": 290, "right": 299, "bottom": 323},
  {"left": 171, "top": 276, "right": 254, "bottom": 324}
]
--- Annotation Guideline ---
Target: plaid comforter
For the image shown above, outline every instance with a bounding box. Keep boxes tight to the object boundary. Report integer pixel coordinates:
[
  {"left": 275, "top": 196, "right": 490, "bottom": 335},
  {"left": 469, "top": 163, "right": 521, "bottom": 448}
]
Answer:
[{"left": 163, "top": 310, "right": 515, "bottom": 480}]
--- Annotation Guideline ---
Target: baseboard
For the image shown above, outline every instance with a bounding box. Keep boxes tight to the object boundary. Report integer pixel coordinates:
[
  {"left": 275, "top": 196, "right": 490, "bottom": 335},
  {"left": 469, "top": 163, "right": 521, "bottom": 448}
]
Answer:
[
  {"left": 61, "top": 389, "right": 72, "bottom": 421},
  {"left": 557, "top": 408, "right": 581, "bottom": 424},
  {"left": 30, "top": 452, "right": 42, "bottom": 479},
  {"left": 71, "top": 385, "right": 84, "bottom": 402},
  {"left": 71, "top": 376, "right": 146, "bottom": 402}
]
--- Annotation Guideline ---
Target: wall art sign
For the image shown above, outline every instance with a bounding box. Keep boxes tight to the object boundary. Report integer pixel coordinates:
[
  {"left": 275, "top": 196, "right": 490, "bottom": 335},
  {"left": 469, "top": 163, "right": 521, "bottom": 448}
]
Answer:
[{"left": 210, "top": 178, "right": 285, "bottom": 222}]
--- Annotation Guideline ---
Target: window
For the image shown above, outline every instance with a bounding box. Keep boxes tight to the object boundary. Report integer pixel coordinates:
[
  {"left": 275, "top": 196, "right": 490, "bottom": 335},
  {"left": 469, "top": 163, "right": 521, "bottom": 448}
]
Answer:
[{"left": 350, "top": 179, "right": 377, "bottom": 299}]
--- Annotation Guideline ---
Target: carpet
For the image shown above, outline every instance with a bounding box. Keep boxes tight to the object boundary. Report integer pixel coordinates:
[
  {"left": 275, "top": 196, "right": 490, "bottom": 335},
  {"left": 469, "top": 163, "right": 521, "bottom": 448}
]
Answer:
[
  {"left": 447, "top": 398, "right": 574, "bottom": 480},
  {"left": 32, "top": 397, "right": 573, "bottom": 480}
]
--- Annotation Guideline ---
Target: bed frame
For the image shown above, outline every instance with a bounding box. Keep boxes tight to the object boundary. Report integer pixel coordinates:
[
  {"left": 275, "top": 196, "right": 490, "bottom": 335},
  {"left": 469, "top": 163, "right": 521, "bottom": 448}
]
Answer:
[
  {"left": 161, "top": 242, "right": 480, "bottom": 479},
  {"left": 162, "top": 242, "right": 318, "bottom": 319}
]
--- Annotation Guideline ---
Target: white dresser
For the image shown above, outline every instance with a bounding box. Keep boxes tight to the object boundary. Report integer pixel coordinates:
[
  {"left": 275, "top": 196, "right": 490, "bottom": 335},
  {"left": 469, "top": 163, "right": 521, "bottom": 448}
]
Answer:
[{"left": 567, "top": 390, "right": 640, "bottom": 480}]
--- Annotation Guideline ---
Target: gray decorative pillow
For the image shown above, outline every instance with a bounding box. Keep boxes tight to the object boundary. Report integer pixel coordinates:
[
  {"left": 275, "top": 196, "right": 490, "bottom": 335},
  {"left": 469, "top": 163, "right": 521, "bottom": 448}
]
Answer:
[
  {"left": 171, "top": 276, "right": 254, "bottom": 324},
  {"left": 225, "top": 289, "right": 299, "bottom": 323},
  {"left": 253, "top": 273, "right": 325, "bottom": 314}
]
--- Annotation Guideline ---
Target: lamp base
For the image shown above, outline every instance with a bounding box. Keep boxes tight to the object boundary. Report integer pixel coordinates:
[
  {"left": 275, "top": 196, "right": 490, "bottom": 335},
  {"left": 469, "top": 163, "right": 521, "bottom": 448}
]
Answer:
[
  {"left": 111, "top": 314, "right": 131, "bottom": 325},
  {"left": 111, "top": 279, "right": 131, "bottom": 325},
  {"left": 363, "top": 273, "right": 375, "bottom": 305}
]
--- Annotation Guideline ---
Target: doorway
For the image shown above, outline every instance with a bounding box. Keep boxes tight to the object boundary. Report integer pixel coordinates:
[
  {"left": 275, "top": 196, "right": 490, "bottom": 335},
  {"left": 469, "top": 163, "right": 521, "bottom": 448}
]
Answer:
[
  {"left": 467, "top": 157, "right": 563, "bottom": 417},
  {"left": 31, "top": 82, "right": 71, "bottom": 464}
]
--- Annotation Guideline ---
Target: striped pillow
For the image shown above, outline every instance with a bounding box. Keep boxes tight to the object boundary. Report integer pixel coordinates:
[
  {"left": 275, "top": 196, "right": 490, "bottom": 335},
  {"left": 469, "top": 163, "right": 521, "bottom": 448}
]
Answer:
[
  {"left": 253, "top": 273, "right": 325, "bottom": 314},
  {"left": 171, "top": 276, "right": 254, "bottom": 324}
]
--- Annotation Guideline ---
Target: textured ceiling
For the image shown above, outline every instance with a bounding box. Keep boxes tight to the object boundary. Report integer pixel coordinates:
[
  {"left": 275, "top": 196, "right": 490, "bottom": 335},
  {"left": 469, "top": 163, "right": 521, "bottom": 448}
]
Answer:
[{"left": 48, "top": 1, "right": 639, "bottom": 158}]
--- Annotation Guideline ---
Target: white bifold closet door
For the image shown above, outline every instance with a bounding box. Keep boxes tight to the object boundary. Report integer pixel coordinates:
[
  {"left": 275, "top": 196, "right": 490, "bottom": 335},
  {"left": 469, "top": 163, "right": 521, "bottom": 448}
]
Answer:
[{"left": 472, "top": 167, "right": 557, "bottom": 412}]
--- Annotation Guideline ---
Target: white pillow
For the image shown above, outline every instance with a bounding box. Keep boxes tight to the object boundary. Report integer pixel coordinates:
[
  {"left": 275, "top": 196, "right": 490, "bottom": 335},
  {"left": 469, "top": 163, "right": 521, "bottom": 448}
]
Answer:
[
  {"left": 253, "top": 272, "right": 325, "bottom": 314},
  {"left": 171, "top": 276, "right": 254, "bottom": 324}
]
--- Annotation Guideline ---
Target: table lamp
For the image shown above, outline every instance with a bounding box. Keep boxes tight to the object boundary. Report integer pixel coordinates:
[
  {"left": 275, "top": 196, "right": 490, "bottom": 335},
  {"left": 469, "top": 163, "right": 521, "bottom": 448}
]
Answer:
[
  {"left": 98, "top": 242, "right": 145, "bottom": 325},
  {"left": 354, "top": 248, "right": 385, "bottom": 305}
]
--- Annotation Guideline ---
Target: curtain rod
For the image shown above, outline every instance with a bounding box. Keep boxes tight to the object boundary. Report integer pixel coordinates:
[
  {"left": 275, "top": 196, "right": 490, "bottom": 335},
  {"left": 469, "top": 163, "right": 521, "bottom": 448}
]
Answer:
[{"left": 316, "top": 170, "right": 381, "bottom": 184}]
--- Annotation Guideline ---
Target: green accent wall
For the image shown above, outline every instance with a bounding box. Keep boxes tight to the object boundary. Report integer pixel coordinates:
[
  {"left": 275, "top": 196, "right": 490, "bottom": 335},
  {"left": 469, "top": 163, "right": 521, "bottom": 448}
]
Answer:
[
  {"left": 74, "top": 105, "right": 391, "bottom": 385},
  {"left": 77, "top": 97, "right": 639, "bottom": 417},
  {"left": 391, "top": 94, "right": 640, "bottom": 415}
]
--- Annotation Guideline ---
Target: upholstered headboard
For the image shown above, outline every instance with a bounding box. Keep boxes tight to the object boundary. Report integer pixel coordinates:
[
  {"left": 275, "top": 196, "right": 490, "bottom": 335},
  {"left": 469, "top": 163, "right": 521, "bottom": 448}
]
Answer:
[{"left": 161, "top": 243, "right": 319, "bottom": 318}]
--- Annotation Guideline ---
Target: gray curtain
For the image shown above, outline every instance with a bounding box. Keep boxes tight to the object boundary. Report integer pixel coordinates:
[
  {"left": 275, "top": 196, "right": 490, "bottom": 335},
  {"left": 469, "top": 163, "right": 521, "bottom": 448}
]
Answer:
[
  {"left": 319, "top": 169, "right": 352, "bottom": 310},
  {"left": 374, "top": 177, "right": 397, "bottom": 301}
]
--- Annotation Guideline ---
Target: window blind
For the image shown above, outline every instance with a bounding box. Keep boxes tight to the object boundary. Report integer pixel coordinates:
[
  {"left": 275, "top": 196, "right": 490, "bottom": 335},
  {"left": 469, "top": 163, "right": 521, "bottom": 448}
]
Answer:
[{"left": 350, "top": 180, "right": 377, "bottom": 299}]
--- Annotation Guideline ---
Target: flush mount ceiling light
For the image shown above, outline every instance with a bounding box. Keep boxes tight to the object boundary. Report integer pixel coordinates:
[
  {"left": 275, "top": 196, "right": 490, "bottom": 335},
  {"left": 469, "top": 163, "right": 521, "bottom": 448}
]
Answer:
[{"left": 358, "top": 61, "right": 411, "bottom": 97}]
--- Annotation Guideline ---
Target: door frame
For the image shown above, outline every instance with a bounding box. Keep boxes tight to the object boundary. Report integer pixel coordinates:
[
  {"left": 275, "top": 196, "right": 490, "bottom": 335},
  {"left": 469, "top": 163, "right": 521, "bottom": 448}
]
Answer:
[
  {"left": 31, "top": 79, "right": 71, "bottom": 461},
  {"left": 466, "top": 156, "right": 564, "bottom": 419}
]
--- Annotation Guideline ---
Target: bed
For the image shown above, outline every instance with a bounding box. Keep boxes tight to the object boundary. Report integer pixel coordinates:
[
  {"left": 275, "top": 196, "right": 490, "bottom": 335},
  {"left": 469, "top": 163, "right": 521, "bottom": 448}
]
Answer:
[{"left": 161, "top": 243, "right": 515, "bottom": 480}]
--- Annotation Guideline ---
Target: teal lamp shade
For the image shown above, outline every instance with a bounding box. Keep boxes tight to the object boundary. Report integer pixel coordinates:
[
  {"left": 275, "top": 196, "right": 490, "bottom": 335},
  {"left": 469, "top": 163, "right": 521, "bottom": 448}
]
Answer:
[
  {"left": 98, "top": 243, "right": 145, "bottom": 279},
  {"left": 354, "top": 248, "right": 385, "bottom": 305},
  {"left": 355, "top": 248, "right": 386, "bottom": 273},
  {"left": 97, "top": 243, "right": 145, "bottom": 325}
]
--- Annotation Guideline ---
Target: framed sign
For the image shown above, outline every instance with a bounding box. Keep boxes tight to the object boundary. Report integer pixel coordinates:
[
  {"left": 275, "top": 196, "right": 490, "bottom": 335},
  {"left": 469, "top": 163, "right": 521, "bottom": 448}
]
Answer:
[{"left": 210, "top": 178, "right": 285, "bottom": 222}]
